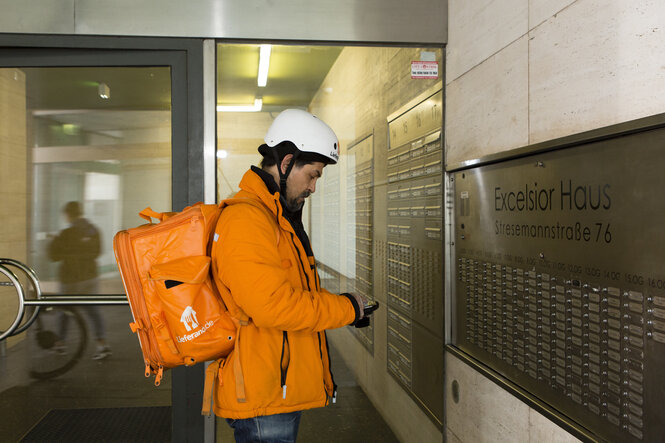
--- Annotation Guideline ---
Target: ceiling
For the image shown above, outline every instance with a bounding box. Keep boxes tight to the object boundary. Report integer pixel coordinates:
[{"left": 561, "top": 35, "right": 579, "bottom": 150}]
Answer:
[
  {"left": 216, "top": 44, "right": 342, "bottom": 109},
  {"left": 21, "top": 43, "right": 342, "bottom": 115},
  {"left": 19, "top": 44, "right": 343, "bottom": 144},
  {"left": 23, "top": 67, "right": 172, "bottom": 112}
]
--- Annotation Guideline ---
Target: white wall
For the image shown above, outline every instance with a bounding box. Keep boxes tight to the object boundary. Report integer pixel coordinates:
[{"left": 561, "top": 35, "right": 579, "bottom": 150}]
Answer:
[{"left": 445, "top": 0, "right": 665, "bottom": 440}]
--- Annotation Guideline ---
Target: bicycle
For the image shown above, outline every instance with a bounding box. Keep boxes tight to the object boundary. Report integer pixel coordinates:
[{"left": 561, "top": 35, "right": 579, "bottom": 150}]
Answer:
[{"left": 26, "top": 305, "right": 88, "bottom": 380}]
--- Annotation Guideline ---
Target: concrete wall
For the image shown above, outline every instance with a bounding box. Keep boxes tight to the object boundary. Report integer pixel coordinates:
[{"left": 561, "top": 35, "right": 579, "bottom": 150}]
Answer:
[
  {"left": 0, "top": 0, "right": 446, "bottom": 44},
  {"left": 444, "top": 0, "right": 665, "bottom": 440},
  {"left": 445, "top": 354, "right": 580, "bottom": 443},
  {"left": 310, "top": 46, "right": 444, "bottom": 443},
  {"left": 0, "top": 69, "right": 27, "bottom": 347},
  {"left": 446, "top": 0, "right": 665, "bottom": 166}
]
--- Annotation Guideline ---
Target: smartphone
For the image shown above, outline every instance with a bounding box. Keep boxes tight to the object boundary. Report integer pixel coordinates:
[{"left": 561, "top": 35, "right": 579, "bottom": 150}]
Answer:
[{"left": 363, "top": 301, "right": 379, "bottom": 316}]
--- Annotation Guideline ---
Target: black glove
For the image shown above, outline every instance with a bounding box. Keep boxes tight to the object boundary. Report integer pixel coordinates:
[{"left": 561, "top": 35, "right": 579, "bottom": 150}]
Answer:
[{"left": 354, "top": 302, "right": 379, "bottom": 328}]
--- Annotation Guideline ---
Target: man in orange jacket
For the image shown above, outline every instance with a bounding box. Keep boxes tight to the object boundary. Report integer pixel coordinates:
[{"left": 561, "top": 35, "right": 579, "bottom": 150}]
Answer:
[{"left": 210, "top": 109, "right": 370, "bottom": 442}]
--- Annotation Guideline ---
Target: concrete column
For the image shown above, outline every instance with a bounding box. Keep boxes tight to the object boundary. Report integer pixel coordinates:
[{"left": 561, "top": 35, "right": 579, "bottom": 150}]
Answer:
[{"left": 0, "top": 68, "right": 28, "bottom": 348}]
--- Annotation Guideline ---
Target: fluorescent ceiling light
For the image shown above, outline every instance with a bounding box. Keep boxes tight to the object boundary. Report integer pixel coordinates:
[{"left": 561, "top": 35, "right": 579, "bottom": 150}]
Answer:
[
  {"left": 62, "top": 123, "right": 80, "bottom": 135},
  {"left": 257, "top": 44, "right": 271, "bottom": 87},
  {"left": 216, "top": 98, "right": 263, "bottom": 113},
  {"left": 98, "top": 83, "right": 110, "bottom": 99}
]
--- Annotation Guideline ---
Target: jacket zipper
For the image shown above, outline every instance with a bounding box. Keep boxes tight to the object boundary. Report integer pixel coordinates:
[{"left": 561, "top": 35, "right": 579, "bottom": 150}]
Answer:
[
  {"left": 274, "top": 199, "right": 335, "bottom": 403},
  {"left": 319, "top": 331, "right": 338, "bottom": 404},
  {"left": 289, "top": 232, "right": 311, "bottom": 290},
  {"left": 314, "top": 263, "right": 321, "bottom": 290},
  {"left": 287, "top": 231, "right": 338, "bottom": 404},
  {"left": 272, "top": 197, "right": 311, "bottom": 291}
]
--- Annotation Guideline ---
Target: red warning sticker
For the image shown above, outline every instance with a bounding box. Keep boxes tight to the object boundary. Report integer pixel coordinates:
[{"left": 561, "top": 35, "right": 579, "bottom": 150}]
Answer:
[{"left": 411, "top": 61, "right": 438, "bottom": 79}]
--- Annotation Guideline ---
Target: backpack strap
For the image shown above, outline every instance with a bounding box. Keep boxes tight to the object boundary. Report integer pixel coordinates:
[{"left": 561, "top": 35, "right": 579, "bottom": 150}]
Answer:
[
  {"left": 201, "top": 359, "right": 222, "bottom": 416},
  {"left": 138, "top": 207, "right": 166, "bottom": 223},
  {"left": 200, "top": 318, "right": 246, "bottom": 415},
  {"left": 233, "top": 325, "right": 247, "bottom": 403},
  {"left": 214, "top": 197, "right": 280, "bottom": 323},
  {"left": 138, "top": 204, "right": 188, "bottom": 223},
  {"left": 150, "top": 313, "right": 179, "bottom": 356},
  {"left": 222, "top": 197, "right": 280, "bottom": 246}
]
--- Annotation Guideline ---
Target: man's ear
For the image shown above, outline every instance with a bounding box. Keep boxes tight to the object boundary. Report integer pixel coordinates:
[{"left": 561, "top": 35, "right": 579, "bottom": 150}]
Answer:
[{"left": 280, "top": 154, "right": 294, "bottom": 175}]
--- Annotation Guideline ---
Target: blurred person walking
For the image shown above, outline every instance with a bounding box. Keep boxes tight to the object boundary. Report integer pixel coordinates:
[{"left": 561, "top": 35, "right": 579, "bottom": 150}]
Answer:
[{"left": 48, "top": 201, "right": 111, "bottom": 360}]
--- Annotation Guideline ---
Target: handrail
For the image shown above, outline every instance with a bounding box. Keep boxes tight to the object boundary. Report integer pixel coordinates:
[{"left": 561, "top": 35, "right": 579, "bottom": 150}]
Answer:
[
  {"left": 0, "top": 258, "right": 128, "bottom": 342},
  {"left": 23, "top": 296, "right": 128, "bottom": 306},
  {"left": 0, "top": 264, "right": 26, "bottom": 341},
  {"left": 0, "top": 258, "right": 43, "bottom": 336}
]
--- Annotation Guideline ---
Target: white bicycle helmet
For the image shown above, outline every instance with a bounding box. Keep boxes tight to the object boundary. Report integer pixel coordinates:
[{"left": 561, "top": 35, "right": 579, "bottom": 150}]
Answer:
[{"left": 262, "top": 109, "right": 339, "bottom": 164}]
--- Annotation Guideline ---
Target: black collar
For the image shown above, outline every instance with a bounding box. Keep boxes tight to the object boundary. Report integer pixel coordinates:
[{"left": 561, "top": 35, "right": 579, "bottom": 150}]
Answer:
[
  {"left": 251, "top": 166, "right": 303, "bottom": 222},
  {"left": 251, "top": 165, "right": 279, "bottom": 195},
  {"left": 251, "top": 166, "right": 312, "bottom": 255}
]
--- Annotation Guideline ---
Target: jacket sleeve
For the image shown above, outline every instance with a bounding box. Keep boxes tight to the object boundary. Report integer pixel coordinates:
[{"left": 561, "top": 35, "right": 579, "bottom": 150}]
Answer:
[{"left": 215, "top": 203, "right": 356, "bottom": 332}]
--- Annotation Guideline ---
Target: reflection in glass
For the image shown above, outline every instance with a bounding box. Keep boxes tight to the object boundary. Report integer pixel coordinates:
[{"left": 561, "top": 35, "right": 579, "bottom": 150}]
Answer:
[{"left": 23, "top": 67, "right": 172, "bottom": 295}]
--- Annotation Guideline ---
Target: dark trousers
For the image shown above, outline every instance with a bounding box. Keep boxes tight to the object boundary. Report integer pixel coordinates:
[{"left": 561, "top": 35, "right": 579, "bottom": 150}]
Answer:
[{"left": 226, "top": 411, "right": 302, "bottom": 443}]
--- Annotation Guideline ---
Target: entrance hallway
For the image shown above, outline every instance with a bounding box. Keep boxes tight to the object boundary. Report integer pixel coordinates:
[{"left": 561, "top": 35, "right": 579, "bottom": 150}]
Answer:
[
  {"left": 3, "top": 0, "right": 665, "bottom": 440},
  {"left": 0, "top": 305, "right": 399, "bottom": 442}
]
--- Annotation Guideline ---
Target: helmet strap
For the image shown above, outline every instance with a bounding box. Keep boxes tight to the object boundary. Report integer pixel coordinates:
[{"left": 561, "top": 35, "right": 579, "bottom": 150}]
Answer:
[{"left": 272, "top": 149, "right": 301, "bottom": 198}]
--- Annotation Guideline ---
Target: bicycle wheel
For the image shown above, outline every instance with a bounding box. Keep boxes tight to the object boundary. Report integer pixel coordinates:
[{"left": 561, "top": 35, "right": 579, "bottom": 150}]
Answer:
[{"left": 28, "top": 306, "right": 88, "bottom": 380}]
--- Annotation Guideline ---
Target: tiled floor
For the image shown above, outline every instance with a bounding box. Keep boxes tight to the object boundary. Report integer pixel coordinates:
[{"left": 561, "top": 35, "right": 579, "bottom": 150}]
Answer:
[{"left": 1, "top": 305, "right": 398, "bottom": 442}]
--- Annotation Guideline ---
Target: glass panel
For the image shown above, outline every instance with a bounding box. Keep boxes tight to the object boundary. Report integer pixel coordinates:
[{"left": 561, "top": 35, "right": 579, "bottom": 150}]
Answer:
[
  {"left": 215, "top": 43, "right": 445, "bottom": 430},
  {"left": 0, "top": 66, "right": 172, "bottom": 441}
]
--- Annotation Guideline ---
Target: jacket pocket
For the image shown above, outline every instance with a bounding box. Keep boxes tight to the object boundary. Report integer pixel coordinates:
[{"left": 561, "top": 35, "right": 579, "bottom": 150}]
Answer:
[
  {"left": 150, "top": 255, "right": 235, "bottom": 365},
  {"left": 280, "top": 331, "right": 291, "bottom": 399}
]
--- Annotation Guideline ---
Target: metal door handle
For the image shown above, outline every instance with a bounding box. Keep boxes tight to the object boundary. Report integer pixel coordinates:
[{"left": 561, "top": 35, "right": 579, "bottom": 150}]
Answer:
[
  {"left": 0, "top": 258, "right": 127, "bottom": 341},
  {"left": 0, "top": 262, "right": 26, "bottom": 341}
]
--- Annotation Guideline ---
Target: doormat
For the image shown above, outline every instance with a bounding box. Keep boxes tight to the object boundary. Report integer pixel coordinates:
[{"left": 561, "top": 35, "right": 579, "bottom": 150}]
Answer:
[{"left": 21, "top": 406, "right": 171, "bottom": 442}]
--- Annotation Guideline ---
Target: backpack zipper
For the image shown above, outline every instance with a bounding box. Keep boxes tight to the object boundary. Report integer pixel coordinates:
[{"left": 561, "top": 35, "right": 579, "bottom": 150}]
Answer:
[{"left": 114, "top": 231, "right": 164, "bottom": 376}]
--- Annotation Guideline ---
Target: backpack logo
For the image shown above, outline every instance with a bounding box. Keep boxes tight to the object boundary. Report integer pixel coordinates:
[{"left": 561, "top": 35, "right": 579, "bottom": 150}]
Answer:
[{"left": 180, "top": 306, "right": 199, "bottom": 331}]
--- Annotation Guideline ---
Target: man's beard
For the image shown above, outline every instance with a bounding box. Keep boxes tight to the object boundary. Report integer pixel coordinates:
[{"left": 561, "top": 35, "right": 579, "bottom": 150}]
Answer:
[{"left": 285, "top": 191, "right": 310, "bottom": 212}]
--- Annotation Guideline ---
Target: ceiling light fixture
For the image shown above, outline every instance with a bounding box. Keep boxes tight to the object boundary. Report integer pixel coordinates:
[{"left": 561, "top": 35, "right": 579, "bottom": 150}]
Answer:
[
  {"left": 257, "top": 44, "right": 272, "bottom": 87},
  {"left": 98, "top": 83, "right": 110, "bottom": 99},
  {"left": 216, "top": 98, "right": 263, "bottom": 113}
]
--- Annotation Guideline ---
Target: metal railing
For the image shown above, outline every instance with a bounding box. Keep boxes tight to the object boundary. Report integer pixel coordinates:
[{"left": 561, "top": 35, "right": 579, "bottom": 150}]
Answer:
[{"left": 0, "top": 258, "right": 127, "bottom": 342}]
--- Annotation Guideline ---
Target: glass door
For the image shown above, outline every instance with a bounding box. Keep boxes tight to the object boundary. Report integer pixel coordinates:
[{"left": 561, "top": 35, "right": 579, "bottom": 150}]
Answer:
[{"left": 0, "top": 46, "right": 187, "bottom": 441}]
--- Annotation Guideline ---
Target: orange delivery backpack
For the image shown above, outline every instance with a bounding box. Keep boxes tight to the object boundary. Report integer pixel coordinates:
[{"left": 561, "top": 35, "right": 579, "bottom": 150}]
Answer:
[{"left": 112, "top": 202, "right": 237, "bottom": 387}]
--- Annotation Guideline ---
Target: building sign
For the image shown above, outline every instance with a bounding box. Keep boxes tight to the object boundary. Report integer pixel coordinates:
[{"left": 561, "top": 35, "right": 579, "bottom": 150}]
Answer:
[{"left": 453, "top": 124, "right": 665, "bottom": 443}]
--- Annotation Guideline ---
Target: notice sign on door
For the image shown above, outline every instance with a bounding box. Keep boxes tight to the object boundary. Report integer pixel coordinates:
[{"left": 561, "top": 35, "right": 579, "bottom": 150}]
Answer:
[{"left": 411, "top": 61, "right": 438, "bottom": 79}]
